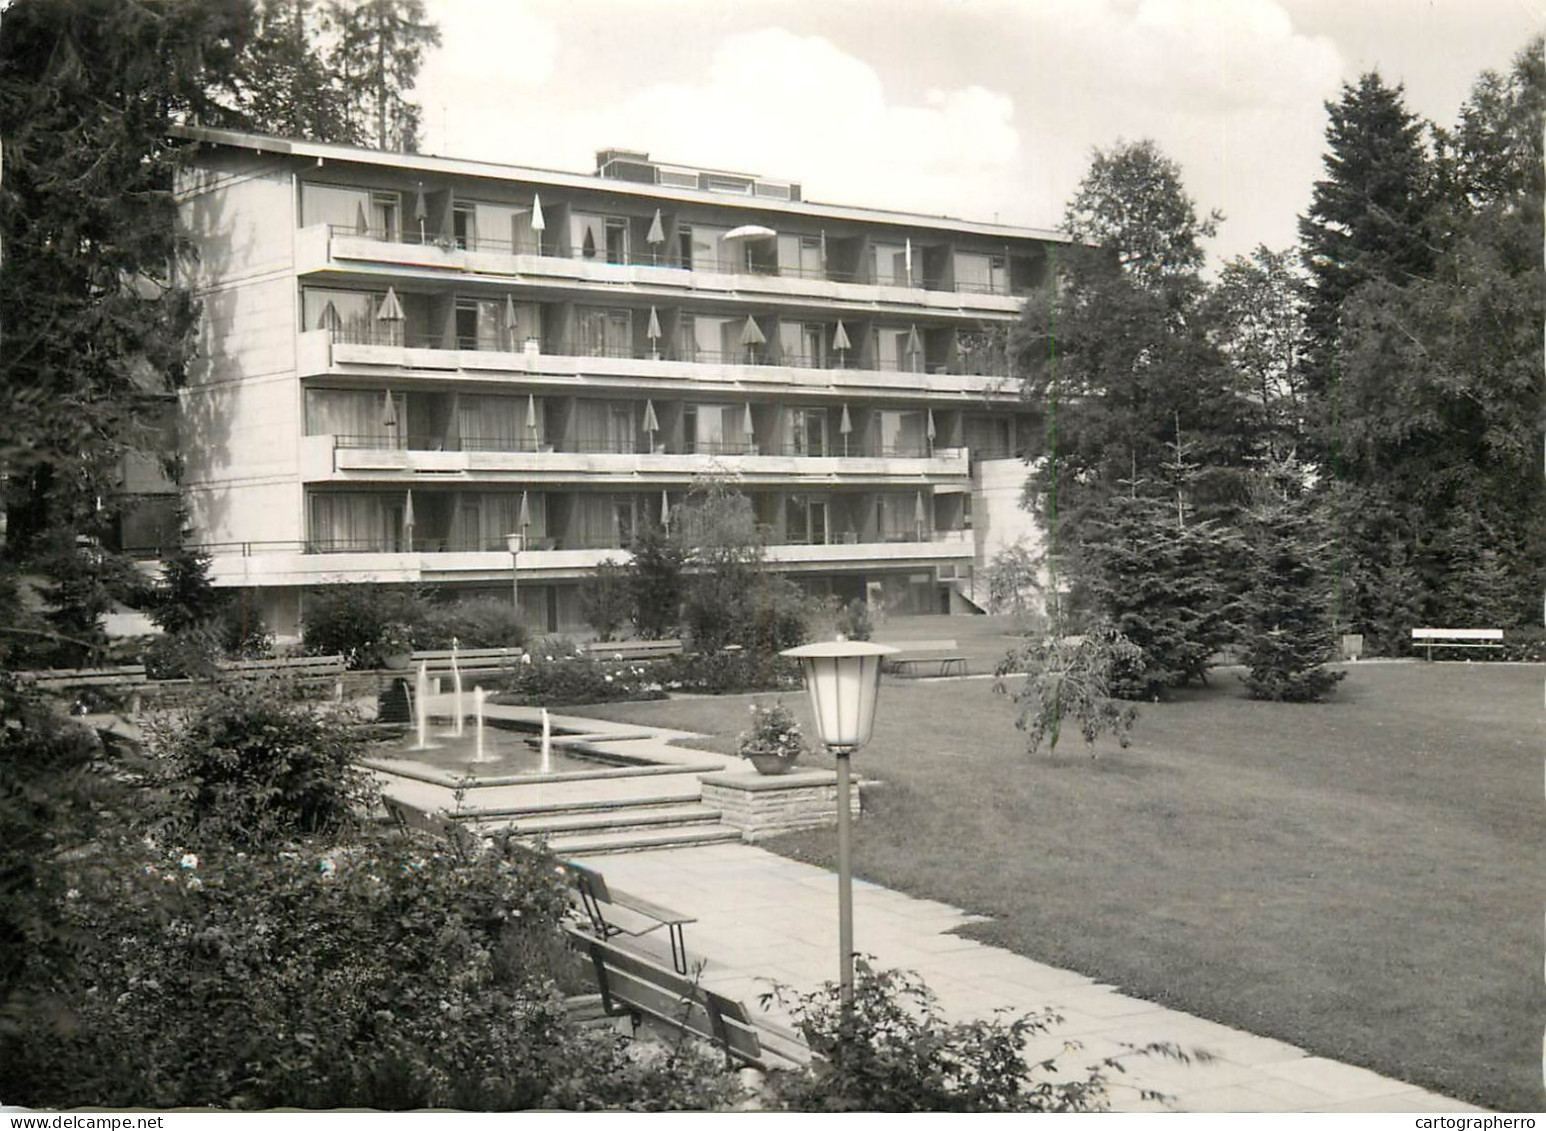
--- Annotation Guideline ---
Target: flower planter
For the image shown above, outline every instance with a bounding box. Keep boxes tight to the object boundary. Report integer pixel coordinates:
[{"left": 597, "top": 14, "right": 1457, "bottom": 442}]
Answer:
[
  {"left": 746, "top": 752, "right": 800, "bottom": 776},
  {"left": 381, "top": 653, "right": 412, "bottom": 671}
]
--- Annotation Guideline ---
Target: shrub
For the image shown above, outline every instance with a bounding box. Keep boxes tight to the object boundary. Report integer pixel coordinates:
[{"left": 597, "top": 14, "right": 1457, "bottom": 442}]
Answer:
[
  {"left": 415, "top": 597, "right": 529, "bottom": 651},
  {"left": 658, "top": 651, "right": 803, "bottom": 696},
  {"left": 833, "top": 599, "right": 874, "bottom": 641},
  {"left": 303, "top": 584, "right": 430, "bottom": 669},
  {"left": 985, "top": 538, "right": 1043, "bottom": 617},
  {"left": 3, "top": 838, "right": 741, "bottom": 1111},
  {"left": 147, "top": 539, "right": 227, "bottom": 635},
  {"left": 148, "top": 680, "right": 377, "bottom": 848},
  {"left": 579, "top": 558, "right": 632, "bottom": 643},
  {"left": 627, "top": 525, "right": 685, "bottom": 639},
  {"left": 994, "top": 625, "right": 1142, "bottom": 756},
  {"left": 491, "top": 654, "right": 667, "bottom": 707},
  {"left": 141, "top": 623, "right": 225, "bottom": 679},
  {"left": 763, "top": 960, "right": 1118, "bottom": 1112}
]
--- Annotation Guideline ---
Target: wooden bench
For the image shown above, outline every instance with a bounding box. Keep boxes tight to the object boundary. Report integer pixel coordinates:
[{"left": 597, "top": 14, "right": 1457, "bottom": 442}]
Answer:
[
  {"left": 883, "top": 639, "right": 967, "bottom": 678},
  {"left": 578, "top": 639, "right": 684, "bottom": 662},
  {"left": 17, "top": 663, "right": 149, "bottom": 691},
  {"left": 564, "top": 923, "right": 808, "bottom": 1071},
  {"left": 409, "top": 645, "right": 526, "bottom": 680},
  {"left": 382, "top": 795, "right": 464, "bottom": 838},
  {"left": 1411, "top": 628, "right": 1504, "bottom": 661},
  {"left": 218, "top": 654, "right": 346, "bottom": 698},
  {"left": 562, "top": 860, "right": 696, "bottom": 975}
]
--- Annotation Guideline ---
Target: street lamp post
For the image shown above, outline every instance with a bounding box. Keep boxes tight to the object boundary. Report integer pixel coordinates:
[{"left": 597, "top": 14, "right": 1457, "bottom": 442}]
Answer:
[
  {"left": 506, "top": 532, "right": 524, "bottom": 617},
  {"left": 780, "top": 639, "right": 895, "bottom": 1004}
]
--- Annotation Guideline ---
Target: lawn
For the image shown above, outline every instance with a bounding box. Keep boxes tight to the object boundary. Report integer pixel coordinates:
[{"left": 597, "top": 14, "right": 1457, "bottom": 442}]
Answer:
[{"left": 579, "top": 661, "right": 1546, "bottom": 1111}]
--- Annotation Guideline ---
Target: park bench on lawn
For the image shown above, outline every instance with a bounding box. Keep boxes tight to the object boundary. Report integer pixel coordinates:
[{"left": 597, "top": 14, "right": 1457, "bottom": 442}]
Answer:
[
  {"left": 563, "top": 923, "right": 809, "bottom": 1071},
  {"left": 561, "top": 860, "right": 696, "bottom": 975},
  {"left": 578, "top": 639, "right": 684, "bottom": 662},
  {"left": 1410, "top": 628, "right": 1504, "bottom": 661},
  {"left": 883, "top": 639, "right": 967, "bottom": 678}
]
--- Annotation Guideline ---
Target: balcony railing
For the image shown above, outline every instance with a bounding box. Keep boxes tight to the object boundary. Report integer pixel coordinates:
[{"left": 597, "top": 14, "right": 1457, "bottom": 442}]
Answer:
[
  {"left": 198, "top": 528, "right": 969, "bottom": 557},
  {"left": 325, "top": 224, "right": 1025, "bottom": 296},
  {"left": 318, "top": 431, "right": 958, "bottom": 463},
  {"left": 324, "top": 325, "right": 1010, "bottom": 378}
]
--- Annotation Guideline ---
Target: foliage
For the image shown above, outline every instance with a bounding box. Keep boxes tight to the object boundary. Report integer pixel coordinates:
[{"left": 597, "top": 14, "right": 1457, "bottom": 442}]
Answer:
[
  {"left": 1206, "top": 246, "right": 1310, "bottom": 461},
  {"left": 1063, "top": 138, "right": 1221, "bottom": 291},
  {"left": 30, "top": 535, "right": 146, "bottom": 667},
  {"left": 1075, "top": 493, "right": 1244, "bottom": 699},
  {"left": 230, "top": 0, "right": 359, "bottom": 143},
  {"left": 1238, "top": 465, "right": 1346, "bottom": 702},
  {"left": 676, "top": 479, "right": 764, "bottom": 653},
  {"left": 994, "top": 626, "right": 1142, "bottom": 755},
  {"left": 657, "top": 651, "right": 803, "bottom": 696},
  {"left": 147, "top": 680, "right": 376, "bottom": 849},
  {"left": 147, "top": 537, "right": 227, "bottom": 634},
  {"left": 1308, "top": 41, "right": 1544, "bottom": 642},
  {"left": 579, "top": 558, "right": 632, "bottom": 643},
  {"left": 1013, "top": 140, "right": 1252, "bottom": 574},
  {"left": 736, "top": 700, "right": 810, "bottom": 764},
  {"left": 0, "top": 674, "right": 125, "bottom": 1003},
  {"left": 735, "top": 573, "right": 815, "bottom": 654},
  {"left": 2, "top": 836, "right": 740, "bottom": 1111},
  {"left": 141, "top": 623, "right": 226, "bottom": 680},
  {"left": 627, "top": 524, "right": 686, "bottom": 639},
  {"left": 324, "top": 0, "right": 441, "bottom": 152},
  {"left": 1298, "top": 72, "right": 1438, "bottom": 409},
  {"left": 492, "top": 655, "right": 667, "bottom": 708},
  {"left": 833, "top": 599, "right": 874, "bottom": 642},
  {"left": 301, "top": 583, "right": 424, "bottom": 668},
  {"left": 764, "top": 960, "right": 1128, "bottom": 1112},
  {"left": 984, "top": 538, "right": 1043, "bottom": 617},
  {"left": 0, "top": 0, "right": 247, "bottom": 562},
  {"left": 408, "top": 596, "right": 529, "bottom": 652}
]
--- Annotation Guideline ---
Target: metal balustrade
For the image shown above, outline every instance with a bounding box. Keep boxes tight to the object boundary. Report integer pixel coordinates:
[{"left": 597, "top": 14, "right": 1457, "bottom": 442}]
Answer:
[{"left": 323, "top": 224, "right": 1022, "bottom": 295}]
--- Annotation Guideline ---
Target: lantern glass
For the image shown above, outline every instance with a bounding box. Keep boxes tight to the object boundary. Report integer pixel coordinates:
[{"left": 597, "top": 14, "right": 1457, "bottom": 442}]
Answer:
[
  {"left": 506, "top": 532, "right": 524, "bottom": 555},
  {"left": 781, "top": 641, "right": 896, "bottom": 752}
]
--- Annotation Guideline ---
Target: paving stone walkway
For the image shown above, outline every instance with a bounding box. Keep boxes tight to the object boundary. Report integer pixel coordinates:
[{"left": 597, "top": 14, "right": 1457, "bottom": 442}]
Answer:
[{"left": 577, "top": 842, "right": 1482, "bottom": 1114}]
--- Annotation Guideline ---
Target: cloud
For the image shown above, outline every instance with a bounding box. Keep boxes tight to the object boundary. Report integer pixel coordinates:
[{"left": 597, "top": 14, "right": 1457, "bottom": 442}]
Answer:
[{"left": 416, "top": 0, "right": 559, "bottom": 144}]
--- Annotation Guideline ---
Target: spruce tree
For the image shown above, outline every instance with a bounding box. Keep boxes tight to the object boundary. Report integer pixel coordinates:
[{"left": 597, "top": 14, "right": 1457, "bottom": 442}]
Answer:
[{"left": 1239, "top": 463, "right": 1345, "bottom": 702}]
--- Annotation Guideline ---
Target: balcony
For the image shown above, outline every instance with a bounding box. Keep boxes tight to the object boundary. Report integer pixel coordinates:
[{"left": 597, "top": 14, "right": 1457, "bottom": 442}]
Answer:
[
  {"left": 202, "top": 528, "right": 973, "bottom": 588},
  {"left": 296, "top": 223, "right": 1026, "bottom": 317},
  {"left": 302, "top": 328, "right": 1015, "bottom": 401},
  {"left": 299, "top": 432, "right": 970, "bottom": 486}
]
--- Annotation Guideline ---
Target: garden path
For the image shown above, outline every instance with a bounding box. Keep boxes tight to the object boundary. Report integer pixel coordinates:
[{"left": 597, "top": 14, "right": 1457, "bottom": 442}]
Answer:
[{"left": 578, "top": 842, "right": 1484, "bottom": 1115}]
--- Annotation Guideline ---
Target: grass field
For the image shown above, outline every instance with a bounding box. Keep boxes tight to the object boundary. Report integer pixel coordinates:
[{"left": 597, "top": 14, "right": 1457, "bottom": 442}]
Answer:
[{"left": 579, "top": 661, "right": 1545, "bottom": 1111}]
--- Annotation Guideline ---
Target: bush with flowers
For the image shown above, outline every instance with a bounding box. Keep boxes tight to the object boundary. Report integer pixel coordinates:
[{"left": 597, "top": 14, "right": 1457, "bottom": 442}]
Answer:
[
  {"left": 491, "top": 652, "right": 668, "bottom": 707},
  {"left": 736, "top": 700, "right": 810, "bottom": 773}
]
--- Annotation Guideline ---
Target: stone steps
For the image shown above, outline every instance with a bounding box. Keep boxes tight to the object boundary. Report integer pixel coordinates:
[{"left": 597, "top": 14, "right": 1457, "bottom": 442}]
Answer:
[{"left": 478, "top": 803, "right": 725, "bottom": 837}]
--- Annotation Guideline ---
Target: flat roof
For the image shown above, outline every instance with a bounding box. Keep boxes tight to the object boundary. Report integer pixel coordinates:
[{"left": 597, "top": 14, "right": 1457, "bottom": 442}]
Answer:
[{"left": 174, "top": 125, "right": 1069, "bottom": 246}]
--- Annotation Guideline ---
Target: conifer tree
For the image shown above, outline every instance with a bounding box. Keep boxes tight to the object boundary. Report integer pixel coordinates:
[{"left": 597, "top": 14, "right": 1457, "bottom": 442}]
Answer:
[{"left": 1239, "top": 462, "right": 1345, "bottom": 702}]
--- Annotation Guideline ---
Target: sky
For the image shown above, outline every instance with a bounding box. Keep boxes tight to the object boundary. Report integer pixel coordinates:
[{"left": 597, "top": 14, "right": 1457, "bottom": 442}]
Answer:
[{"left": 414, "top": 0, "right": 1540, "bottom": 266}]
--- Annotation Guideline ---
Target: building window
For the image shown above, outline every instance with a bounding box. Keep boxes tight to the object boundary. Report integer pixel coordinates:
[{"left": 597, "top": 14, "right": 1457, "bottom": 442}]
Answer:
[
  {"left": 575, "top": 307, "right": 632, "bottom": 358},
  {"left": 789, "top": 407, "right": 828, "bottom": 456}
]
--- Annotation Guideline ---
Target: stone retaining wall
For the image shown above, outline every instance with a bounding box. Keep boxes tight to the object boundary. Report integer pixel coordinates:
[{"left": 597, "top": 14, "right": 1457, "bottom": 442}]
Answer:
[{"left": 700, "top": 769, "right": 862, "bottom": 842}]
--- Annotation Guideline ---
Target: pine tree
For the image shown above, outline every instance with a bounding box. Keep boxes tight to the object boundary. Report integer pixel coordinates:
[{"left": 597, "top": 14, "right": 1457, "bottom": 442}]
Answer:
[
  {"left": 1298, "top": 73, "right": 1437, "bottom": 408},
  {"left": 325, "top": 0, "right": 440, "bottom": 152},
  {"left": 1239, "top": 462, "right": 1345, "bottom": 702}
]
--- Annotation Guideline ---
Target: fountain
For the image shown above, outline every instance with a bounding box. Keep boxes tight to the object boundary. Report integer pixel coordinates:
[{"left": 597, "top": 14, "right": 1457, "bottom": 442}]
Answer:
[
  {"left": 540, "top": 707, "right": 553, "bottom": 773},
  {"left": 471, "top": 686, "right": 489, "bottom": 763},
  {"left": 411, "top": 661, "right": 432, "bottom": 750},
  {"left": 450, "top": 638, "right": 465, "bottom": 737}
]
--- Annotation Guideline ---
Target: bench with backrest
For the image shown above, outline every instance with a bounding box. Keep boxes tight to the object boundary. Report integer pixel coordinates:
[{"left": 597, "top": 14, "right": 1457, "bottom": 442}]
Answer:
[
  {"left": 382, "top": 794, "right": 464, "bottom": 839},
  {"left": 409, "top": 646, "right": 526, "bottom": 682},
  {"left": 561, "top": 860, "right": 696, "bottom": 975},
  {"left": 578, "top": 639, "right": 684, "bottom": 662},
  {"left": 563, "top": 923, "right": 809, "bottom": 1071},
  {"left": 1411, "top": 628, "right": 1504, "bottom": 661},
  {"left": 16, "top": 664, "right": 149, "bottom": 692},
  {"left": 883, "top": 639, "right": 967, "bottom": 678},
  {"left": 218, "top": 653, "right": 346, "bottom": 697}
]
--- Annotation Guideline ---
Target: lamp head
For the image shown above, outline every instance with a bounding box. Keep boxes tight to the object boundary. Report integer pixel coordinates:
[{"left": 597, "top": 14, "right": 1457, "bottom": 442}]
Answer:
[{"left": 780, "top": 640, "right": 896, "bottom": 754}]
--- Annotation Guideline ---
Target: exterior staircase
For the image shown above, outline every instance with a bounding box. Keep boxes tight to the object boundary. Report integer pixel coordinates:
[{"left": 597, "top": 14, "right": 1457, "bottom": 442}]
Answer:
[{"left": 439, "top": 767, "right": 744, "bottom": 855}]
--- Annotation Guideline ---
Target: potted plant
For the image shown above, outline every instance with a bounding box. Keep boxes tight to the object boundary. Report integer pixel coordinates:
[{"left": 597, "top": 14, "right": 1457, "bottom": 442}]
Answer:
[
  {"left": 737, "top": 700, "right": 810, "bottom": 775},
  {"left": 376, "top": 622, "right": 415, "bottom": 670}
]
